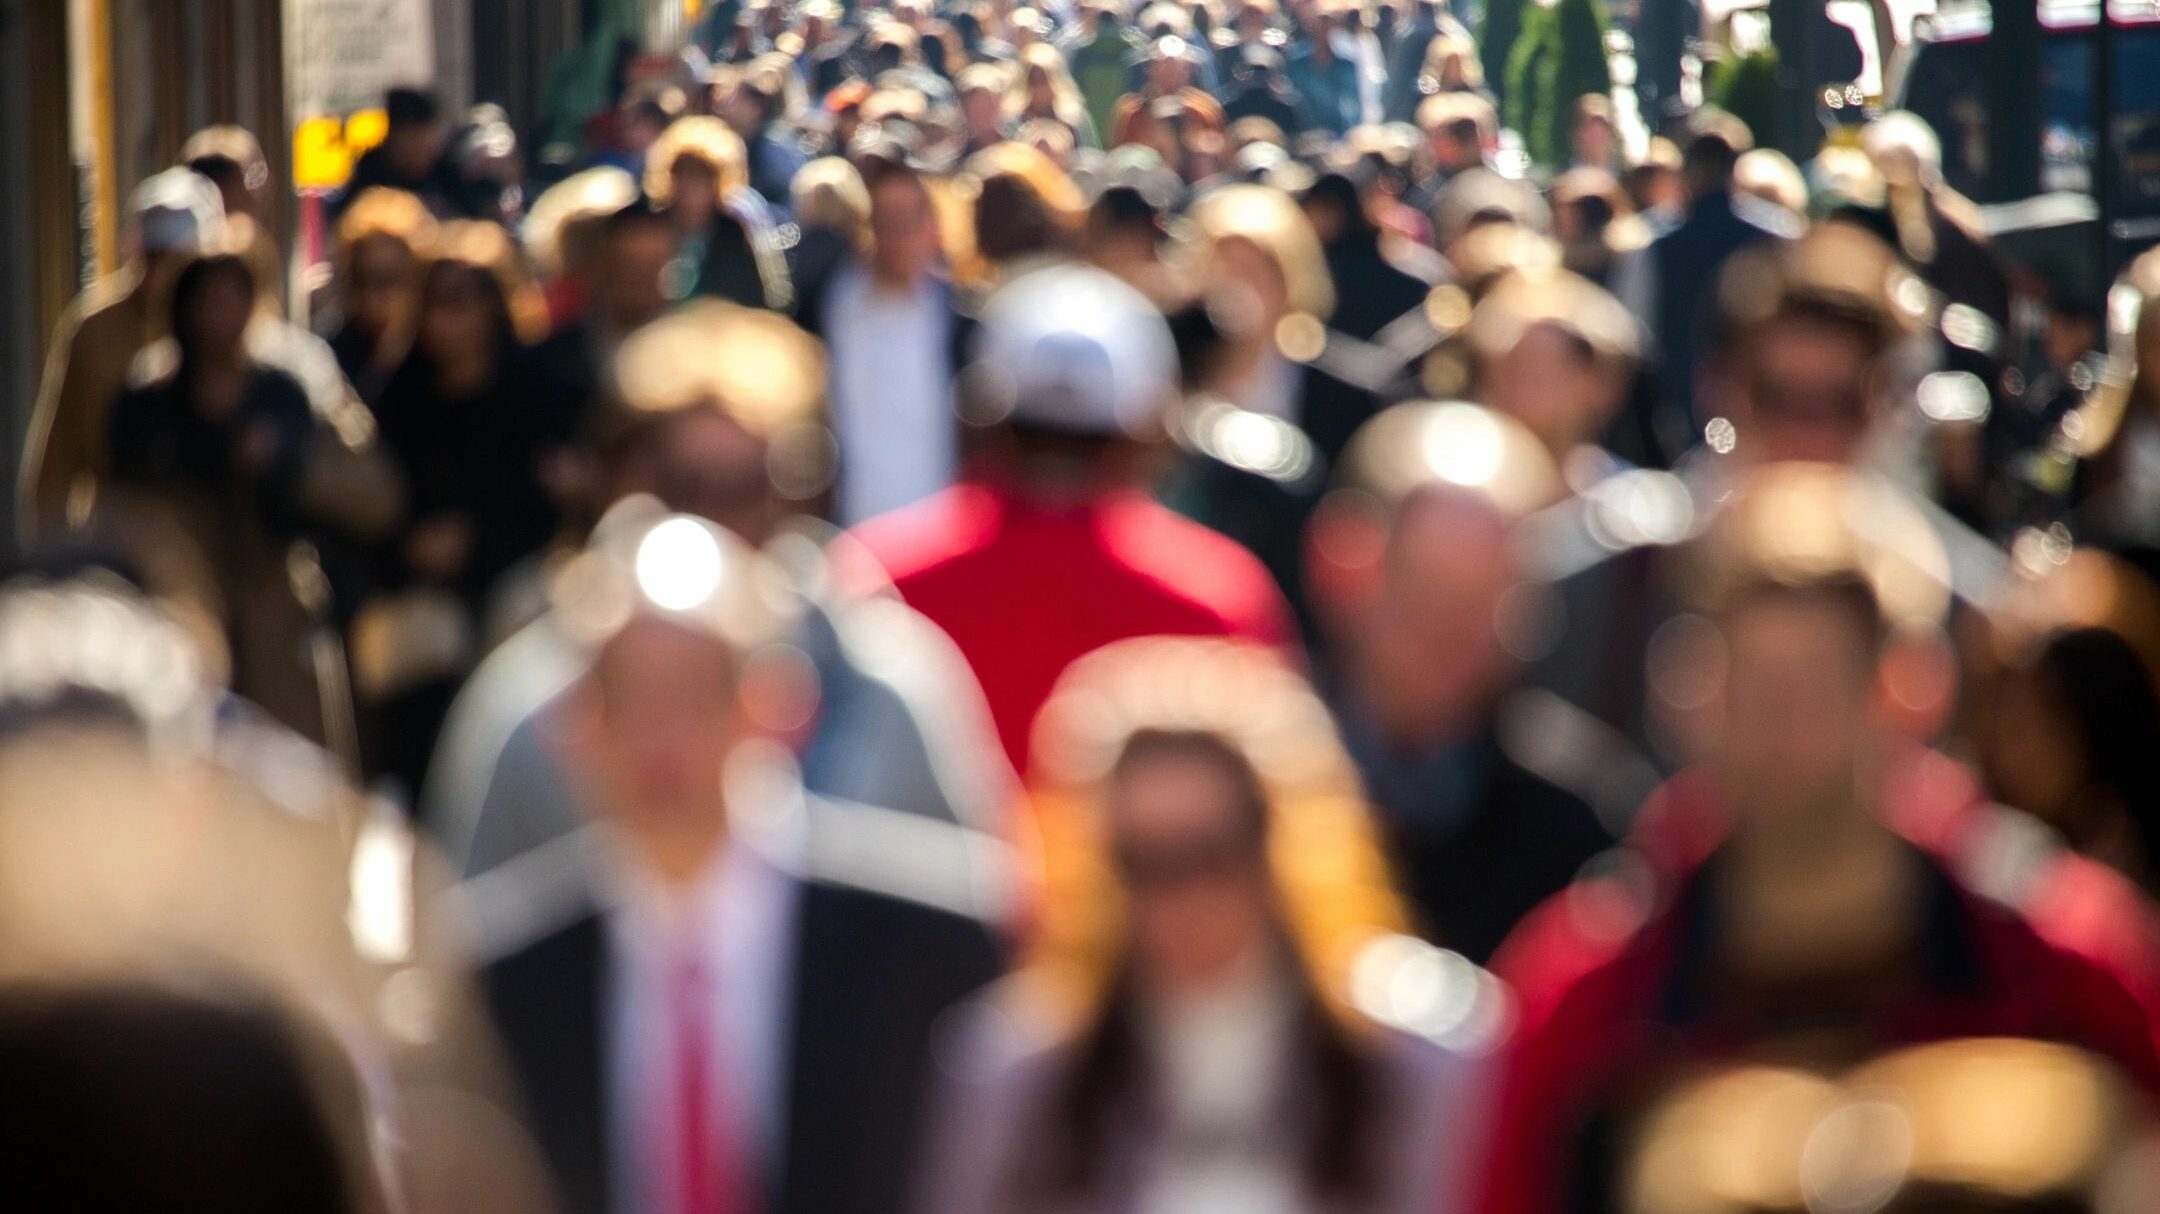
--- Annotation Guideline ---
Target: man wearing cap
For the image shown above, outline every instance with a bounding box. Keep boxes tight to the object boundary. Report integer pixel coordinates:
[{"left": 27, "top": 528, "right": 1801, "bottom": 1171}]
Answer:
[
  {"left": 471, "top": 501, "right": 1007, "bottom": 1214},
  {"left": 20, "top": 167, "right": 226, "bottom": 539},
  {"left": 846, "top": 264, "right": 1297, "bottom": 776},
  {"left": 1474, "top": 466, "right": 2160, "bottom": 1214}
]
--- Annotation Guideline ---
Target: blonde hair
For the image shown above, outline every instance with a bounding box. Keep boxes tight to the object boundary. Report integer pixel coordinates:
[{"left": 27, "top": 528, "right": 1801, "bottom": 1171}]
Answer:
[
  {"left": 521, "top": 167, "right": 638, "bottom": 281},
  {"left": 424, "top": 219, "right": 551, "bottom": 345},
  {"left": 332, "top": 187, "right": 438, "bottom": 288},
  {"left": 1023, "top": 638, "right": 1410, "bottom": 1026},
  {"left": 1734, "top": 148, "right": 1809, "bottom": 218},
  {"left": 790, "top": 157, "right": 873, "bottom": 252},
  {"left": 1188, "top": 183, "right": 1336, "bottom": 321},
  {"left": 610, "top": 300, "right": 828, "bottom": 441},
  {"left": 644, "top": 116, "right": 750, "bottom": 205}
]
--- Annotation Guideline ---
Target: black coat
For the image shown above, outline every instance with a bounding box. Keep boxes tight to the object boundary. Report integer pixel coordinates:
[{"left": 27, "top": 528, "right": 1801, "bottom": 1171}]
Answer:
[
  {"left": 1638, "top": 191, "right": 1793, "bottom": 455},
  {"left": 1338, "top": 712, "right": 1618, "bottom": 965},
  {"left": 483, "top": 832, "right": 1004, "bottom": 1214}
]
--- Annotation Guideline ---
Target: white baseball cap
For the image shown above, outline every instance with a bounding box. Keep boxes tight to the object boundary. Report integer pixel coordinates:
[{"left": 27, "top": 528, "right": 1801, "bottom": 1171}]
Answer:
[
  {"left": 966, "top": 263, "right": 1180, "bottom": 439},
  {"left": 130, "top": 167, "right": 226, "bottom": 254}
]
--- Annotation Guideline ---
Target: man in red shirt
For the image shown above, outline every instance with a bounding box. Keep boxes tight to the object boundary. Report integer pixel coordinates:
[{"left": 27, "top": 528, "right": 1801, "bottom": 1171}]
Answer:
[
  {"left": 846, "top": 263, "right": 1296, "bottom": 775},
  {"left": 1473, "top": 465, "right": 2160, "bottom": 1214}
]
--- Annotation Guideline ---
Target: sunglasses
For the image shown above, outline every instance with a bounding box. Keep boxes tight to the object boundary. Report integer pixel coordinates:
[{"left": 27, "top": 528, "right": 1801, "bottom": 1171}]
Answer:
[{"left": 1112, "top": 830, "right": 1265, "bottom": 892}]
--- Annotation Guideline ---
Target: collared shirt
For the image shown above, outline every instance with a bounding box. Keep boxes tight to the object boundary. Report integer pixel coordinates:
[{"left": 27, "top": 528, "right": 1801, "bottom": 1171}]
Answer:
[
  {"left": 825, "top": 265, "right": 960, "bottom": 526},
  {"left": 602, "top": 835, "right": 799, "bottom": 1214}
]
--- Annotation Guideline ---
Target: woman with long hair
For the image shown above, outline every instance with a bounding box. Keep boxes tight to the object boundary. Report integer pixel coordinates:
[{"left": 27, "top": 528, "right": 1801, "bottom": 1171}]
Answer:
[
  {"left": 373, "top": 220, "right": 554, "bottom": 617},
  {"left": 323, "top": 187, "right": 437, "bottom": 404},
  {"left": 365, "top": 221, "right": 555, "bottom": 790},
  {"left": 1010, "top": 43, "right": 1102, "bottom": 150},
  {"left": 920, "top": 638, "right": 1493, "bottom": 1214}
]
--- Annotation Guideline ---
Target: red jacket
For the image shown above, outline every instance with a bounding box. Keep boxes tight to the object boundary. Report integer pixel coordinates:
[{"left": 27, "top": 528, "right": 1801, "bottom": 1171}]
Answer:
[
  {"left": 847, "top": 480, "right": 1297, "bottom": 774},
  {"left": 1475, "top": 756, "right": 2160, "bottom": 1214}
]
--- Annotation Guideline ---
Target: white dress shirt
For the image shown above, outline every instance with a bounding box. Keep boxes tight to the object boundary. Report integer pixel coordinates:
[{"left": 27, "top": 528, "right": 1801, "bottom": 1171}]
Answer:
[
  {"left": 603, "top": 837, "right": 799, "bottom": 1214},
  {"left": 825, "top": 264, "right": 960, "bottom": 525}
]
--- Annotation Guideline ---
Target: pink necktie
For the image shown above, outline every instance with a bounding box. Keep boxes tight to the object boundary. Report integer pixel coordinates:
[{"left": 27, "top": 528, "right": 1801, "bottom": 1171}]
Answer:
[{"left": 668, "top": 944, "right": 753, "bottom": 1214}]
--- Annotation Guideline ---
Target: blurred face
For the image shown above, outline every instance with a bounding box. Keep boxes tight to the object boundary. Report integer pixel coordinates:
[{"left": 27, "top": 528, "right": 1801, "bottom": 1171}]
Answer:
[
  {"left": 1434, "top": 128, "right": 1479, "bottom": 173},
  {"left": 388, "top": 120, "right": 445, "bottom": 179},
  {"left": 599, "top": 222, "right": 677, "bottom": 329},
  {"left": 870, "top": 174, "right": 940, "bottom": 284},
  {"left": 182, "top": 264, "right": 255, "bottom": 356},
  {"left": 1573, "top": 114, "right": 1615, "bottom": 166},
  {"left": 1239, "top": 5, "right": 1268, "bottom": 38},
  {"left": 1213, "top": 234, "right": 1292, "bottom": 329},
  {"left": 1983, "top": 666, "right": 2088, "bottom": 833},
  {"left": 1734, "top": 317, "right": 1878, "bottom": 464},
  {"left": 1483, "top": 323, "right": 1620, "bottom": 454},
  {"left": 669, "top": 157, "right": 722, "bottom": 224},
  {"left": 1641, "top": 164, "right": 1686, "bottom": 213},
  {"left": 1147, "top": 53, "right": 1192, "bottom": 93},
  {"left": 719, "top": 85, "right": 765, "bottom": 138},
  {"left": 347, "top": 235, "right": 414, "bottom": 338},
  {"left": 609, "top": 410, "right": 782, "bottom": 545},
  {"left": 1358, "top": 493, "right": 1519, "bottom": 741},
  {"left": 582, "top": 617, "right": 743, "bottom": 866},
  {"left": 1109, "top": 745, "right": 1276, "bottom": 999},
  {"left": 418, "top": 264, "right": 501, "bottom": 362},
  {"left": 1715, "top": 593, "right": 1878, "bottom": 829},
  {"left": 962, "top": 86, "right": 1003, "bottom": 135},
  {"left": 1027, "top": 65, "right": 1055, "bottom": 108}
]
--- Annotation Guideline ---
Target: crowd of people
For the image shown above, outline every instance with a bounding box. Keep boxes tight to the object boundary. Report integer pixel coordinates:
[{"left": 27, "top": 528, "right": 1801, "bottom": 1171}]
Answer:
[{"left": 14, "top": 2, "right": 2160, "bottom": 1212}]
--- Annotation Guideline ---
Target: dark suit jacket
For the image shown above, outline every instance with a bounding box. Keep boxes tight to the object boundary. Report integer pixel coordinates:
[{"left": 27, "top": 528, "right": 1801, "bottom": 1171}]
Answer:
[
  {"left": 1337, "top": 710, "right": 1617, "bottom": 965},
  {"left": 1642, "top": 191, "right": 1793, "bottom": 450},
  {"left": 484, "top": 855, "right": 1004, "bottom": 1214}
]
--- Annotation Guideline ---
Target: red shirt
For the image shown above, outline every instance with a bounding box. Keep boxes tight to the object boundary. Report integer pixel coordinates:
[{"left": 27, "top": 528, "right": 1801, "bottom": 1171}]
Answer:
[
  {"left": 847, "top": 480, "right": 1297, "bottom": 774},
  {"left": 1475, "top": 760, "right": 2160, "bottom": 1214}
]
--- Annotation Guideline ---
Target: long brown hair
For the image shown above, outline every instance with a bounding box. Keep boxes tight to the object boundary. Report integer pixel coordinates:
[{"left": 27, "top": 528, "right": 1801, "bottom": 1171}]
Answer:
[
  {"left": 1032, "top": 727, "right": 1387, "bottom": 1203},
  {"left": 1017, "top": 638, "right": 1412, "bottom": 1204}
]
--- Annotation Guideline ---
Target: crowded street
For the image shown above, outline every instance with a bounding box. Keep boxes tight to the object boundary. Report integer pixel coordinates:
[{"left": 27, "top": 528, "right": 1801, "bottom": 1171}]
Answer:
[{"left": 0, "top": 0, "right": 2158, "bottom": 1210}]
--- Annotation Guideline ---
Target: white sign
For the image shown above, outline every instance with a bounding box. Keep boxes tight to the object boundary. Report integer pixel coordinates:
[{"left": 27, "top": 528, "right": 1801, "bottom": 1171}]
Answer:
[{"left": 285, "top": 0, "right": 436, "bottom": 119}]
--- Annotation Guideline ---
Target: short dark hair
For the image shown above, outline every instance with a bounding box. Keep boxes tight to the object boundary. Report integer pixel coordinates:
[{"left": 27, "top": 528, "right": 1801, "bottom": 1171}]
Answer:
[
  {"left": 385, "top": 86, "right": 440, "bottom": 127},
  {"left": 167, "top": 252, "right": 258, "bottom": 349}
]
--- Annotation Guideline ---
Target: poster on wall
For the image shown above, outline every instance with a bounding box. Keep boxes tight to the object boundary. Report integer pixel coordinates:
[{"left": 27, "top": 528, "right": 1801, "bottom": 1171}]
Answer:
[{"left": 285, "top": 0, "right": 435, "bottom": 189}]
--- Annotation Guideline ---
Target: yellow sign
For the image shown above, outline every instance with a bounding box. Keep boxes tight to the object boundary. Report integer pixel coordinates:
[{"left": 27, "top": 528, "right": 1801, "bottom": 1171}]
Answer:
[{"left": 293, "top": 108, "right": 389, "bottom": 190}]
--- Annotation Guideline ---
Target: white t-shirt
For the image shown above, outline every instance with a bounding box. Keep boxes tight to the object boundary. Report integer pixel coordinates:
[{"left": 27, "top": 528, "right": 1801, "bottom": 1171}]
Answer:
[{"left": 826, "top": 265, "right": 960, "bottom": 525}]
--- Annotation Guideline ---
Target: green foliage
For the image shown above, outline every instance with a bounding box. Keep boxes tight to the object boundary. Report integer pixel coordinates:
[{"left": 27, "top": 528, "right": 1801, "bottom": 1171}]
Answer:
[
  {"left": 1479, "top": 0, "right": 1526, "bottom": 104},
  {"left": 1705, "top": 49, "right": 1780, "bottom": 151},
  {"left": 1503, "top": 0, "right": 1614, "bottom": 170}
]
